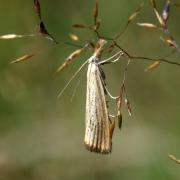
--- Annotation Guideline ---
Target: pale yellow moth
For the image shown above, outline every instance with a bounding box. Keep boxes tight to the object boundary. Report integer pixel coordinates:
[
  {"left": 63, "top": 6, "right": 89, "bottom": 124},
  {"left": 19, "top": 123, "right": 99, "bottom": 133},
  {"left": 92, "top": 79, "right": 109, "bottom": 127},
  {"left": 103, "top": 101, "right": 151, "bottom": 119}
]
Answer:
[{"left": 84, "top": 39, "right": 115, "bottom": 154}]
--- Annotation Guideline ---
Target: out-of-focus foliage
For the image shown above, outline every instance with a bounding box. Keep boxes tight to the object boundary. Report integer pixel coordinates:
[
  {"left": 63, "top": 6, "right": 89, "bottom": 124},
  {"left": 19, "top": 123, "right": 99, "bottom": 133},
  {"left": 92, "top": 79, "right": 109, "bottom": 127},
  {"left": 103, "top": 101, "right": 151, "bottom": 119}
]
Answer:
[{"left": 0, "top": 0, "right": 180, "bottom": 179}]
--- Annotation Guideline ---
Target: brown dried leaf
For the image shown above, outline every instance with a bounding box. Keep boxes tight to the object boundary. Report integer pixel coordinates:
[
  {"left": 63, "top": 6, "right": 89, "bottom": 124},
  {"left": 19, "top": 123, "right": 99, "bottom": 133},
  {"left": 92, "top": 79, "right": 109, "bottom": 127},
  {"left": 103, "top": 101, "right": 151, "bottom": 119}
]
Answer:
[
  {"left": 137, "top": 22, "right": 157, "bottom": 28},
  {"left": 69, "top": 33, "right": 79, "bottom": 41},
  {"left": 146, "top": 60, "right": 161, "bottom": 71},
  {"left": 56, "top": 48, "right": 84, "bottom": 73},
  {"left": 125, "top": 98, "right": 132, "bottom": 116},
  {"left": 72, "top": 24, "right": 86, "bottom": 28},
  {"left": 10, "top": 54, "right": 34, "bottom": 64}
]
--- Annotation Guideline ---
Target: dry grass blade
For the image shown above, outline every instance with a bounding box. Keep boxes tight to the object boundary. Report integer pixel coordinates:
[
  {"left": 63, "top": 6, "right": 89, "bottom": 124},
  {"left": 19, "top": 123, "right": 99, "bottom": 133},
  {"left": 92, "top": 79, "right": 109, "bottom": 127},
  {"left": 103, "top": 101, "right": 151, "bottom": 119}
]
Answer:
[
  {"left": 56, "top": 48, "right": 85, "bottom": 73},
  {"left": 116, "top": 95, "right": 122, "bottom": 110},
  {"left": 128, "top": 3, "right": 143, "bottom": 23},
  {"left": 0, "top": 34, "right": 22, "bottom": 39},
  {"left": 69, "top": 33, "right": 79, "bottom": 41},
  {"left": 34, "top": 0, "right": 41, "bottom": 19},
  {"left": 72, "top": 24, "right": 86, "bottom": 29},
  {"left": 150, "top": 0, "right": 157, "bottom": 9},
  {"left": 128, "top": 12, "right": 139, "bottom": 23},
  {"left": 169, "top": 154, "right": 180, "bottom": 164},
  {"left": 162, "top": 0, "right": 171, "bottom": 22},
  {"left": 56, "top": 61, "right": 69, "bottom": 74},
  {"left": 0, "top": 34, "right": 24, "bottom": 39},
  {"left": 154, "top": 8, "right": 165, "bottom": 27},
  {"left": 125, "top": 98, "right": 132, "bottom": 116},
  {"left": 160, "top": 36, "right": 176, "bottom": 47},
  {"left": 150, "top": 0, "right": 165, "bottom": 26},
  {"left": 10, "top": 54, "right": 35, "bottom": 64},
  {"left": 137, "top": 22, "right": 157, "bottom": 28},
  {"left": 117, "top": 110, "right": 122, "bottom": 130},
  {"left": 128, "top": 11, "right": 139, "bottom": 23},
  {"left": 145, "top": 61, "right": 161, "bottom": 71},
  {"left": 110, "top": 120, "right": 115, "bottom": 139},
  {"left": 93, "top": 1, "right": 98, "bottom": 24}
]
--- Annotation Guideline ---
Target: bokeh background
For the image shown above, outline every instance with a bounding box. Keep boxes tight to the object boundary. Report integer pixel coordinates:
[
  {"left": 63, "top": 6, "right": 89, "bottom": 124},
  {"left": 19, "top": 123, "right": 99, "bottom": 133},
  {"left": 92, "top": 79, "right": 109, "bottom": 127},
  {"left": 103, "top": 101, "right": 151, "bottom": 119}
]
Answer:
[{"left": 0, "top": 0, "right": 180, "bottom": 179}]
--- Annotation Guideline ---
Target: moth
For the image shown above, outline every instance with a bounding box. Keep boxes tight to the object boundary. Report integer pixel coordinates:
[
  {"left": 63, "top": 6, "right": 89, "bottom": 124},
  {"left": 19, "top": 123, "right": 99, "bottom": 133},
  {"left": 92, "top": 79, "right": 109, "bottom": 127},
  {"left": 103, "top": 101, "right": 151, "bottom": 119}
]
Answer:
[
  {"left": 84, "top": 39, "right": 115, "bottom": 154},
  {"left": 58, "top": 39, "right": 117, "bottom": 154}
]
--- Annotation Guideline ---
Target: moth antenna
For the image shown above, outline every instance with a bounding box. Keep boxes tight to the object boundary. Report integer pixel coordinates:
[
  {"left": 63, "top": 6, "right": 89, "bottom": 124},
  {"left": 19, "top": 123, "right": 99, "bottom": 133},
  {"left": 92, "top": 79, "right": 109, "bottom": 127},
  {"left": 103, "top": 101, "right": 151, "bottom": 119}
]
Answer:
[
  {"left": 57, "top": 59, "right": 89, "bottom": 99},
  {"left": 70, "top": 68, "right": 86, "bottom": 102}
]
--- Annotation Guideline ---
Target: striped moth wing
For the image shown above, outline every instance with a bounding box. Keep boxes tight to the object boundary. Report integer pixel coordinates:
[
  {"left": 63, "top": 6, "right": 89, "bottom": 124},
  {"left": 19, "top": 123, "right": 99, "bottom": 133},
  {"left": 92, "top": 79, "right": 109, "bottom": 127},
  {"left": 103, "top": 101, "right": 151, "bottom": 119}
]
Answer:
[{"left": 84, "top": 58, "right": 112, "bottom": 154}]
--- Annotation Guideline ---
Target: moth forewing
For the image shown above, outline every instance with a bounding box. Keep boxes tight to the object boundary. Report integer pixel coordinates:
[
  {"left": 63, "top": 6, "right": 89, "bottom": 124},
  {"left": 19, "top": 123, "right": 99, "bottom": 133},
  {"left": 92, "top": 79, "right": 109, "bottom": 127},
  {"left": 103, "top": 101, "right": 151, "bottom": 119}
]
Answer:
[{"left": 84, "top": 55, "right": 112, "bottom": 154}]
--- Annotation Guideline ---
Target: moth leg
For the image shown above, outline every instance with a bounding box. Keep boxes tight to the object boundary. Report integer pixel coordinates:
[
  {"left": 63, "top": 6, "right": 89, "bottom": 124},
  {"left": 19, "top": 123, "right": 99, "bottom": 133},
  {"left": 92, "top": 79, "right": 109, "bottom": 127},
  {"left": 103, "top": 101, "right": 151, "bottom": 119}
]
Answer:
[
  {"left": 109, "top": 114, "right": 115, "bottom": 118},
  {"left": 98, "top": 51, "right": 124, "bottom": 65},
  {"left": 105, "top": 87, "right": 119, "bottom": 100},
  {"left": 109, "top": 114, "right": 116, "bottom": 124},
  {"left": 98, "top": 65, "right": 119, "bottom": 100}
]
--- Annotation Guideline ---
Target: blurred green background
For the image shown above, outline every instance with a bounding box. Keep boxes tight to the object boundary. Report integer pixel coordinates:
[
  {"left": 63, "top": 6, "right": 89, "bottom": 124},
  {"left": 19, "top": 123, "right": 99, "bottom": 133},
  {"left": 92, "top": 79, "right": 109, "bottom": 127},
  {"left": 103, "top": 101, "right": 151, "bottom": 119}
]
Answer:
[{"left": 0, "top": 0, "right": 180, "bottom": 179}]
